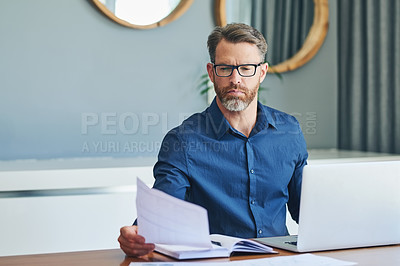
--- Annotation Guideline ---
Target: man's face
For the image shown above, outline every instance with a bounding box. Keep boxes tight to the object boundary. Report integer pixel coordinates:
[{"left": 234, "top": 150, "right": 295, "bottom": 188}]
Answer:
[{"left": 207, "top": 39, "right": 268, "bottom": 112}]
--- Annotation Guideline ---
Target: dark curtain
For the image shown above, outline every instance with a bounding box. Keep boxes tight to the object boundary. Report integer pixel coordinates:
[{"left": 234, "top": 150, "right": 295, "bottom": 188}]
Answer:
[
  {"left": 338, "top": 0, "right": 400, "bottom": 153},
  {"left": 250, "top": 0, "right": 314, "bottom": 65}
]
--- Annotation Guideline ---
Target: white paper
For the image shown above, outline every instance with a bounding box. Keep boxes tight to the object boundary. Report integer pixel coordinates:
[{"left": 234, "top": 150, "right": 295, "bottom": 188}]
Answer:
[
  {"left": 233, "top": 254, "right": 357, "bottom": 266},
  {"left": 136, "top": 178, "right": 212, "bottom": 247},
  {"left": 130, "top": 253, "right": 357, "bottom": 266}
]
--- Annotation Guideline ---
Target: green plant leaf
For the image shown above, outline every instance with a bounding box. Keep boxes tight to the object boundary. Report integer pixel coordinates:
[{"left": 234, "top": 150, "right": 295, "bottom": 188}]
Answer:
[
  {"left": 199, "top": 79, "right": 210, "bottom": 87},
  {"left": 200, "top": 87, "right": 211, "bottom": 95}
]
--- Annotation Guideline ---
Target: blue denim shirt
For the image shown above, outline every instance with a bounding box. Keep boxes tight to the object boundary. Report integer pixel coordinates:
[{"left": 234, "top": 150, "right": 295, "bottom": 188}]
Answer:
[{"left": 152, "top": 99, "right": 308, "bottom": 238}]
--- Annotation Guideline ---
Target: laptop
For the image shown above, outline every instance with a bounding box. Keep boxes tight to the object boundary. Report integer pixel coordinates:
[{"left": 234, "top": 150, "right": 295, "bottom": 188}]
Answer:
[{"left": 256, "top": 161, "right": 400, "bottom": 252}]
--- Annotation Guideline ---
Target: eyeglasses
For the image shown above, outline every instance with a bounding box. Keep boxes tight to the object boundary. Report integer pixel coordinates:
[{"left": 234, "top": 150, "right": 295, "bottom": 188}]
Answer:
[{"left": 213, "top": 63, "right": 262, "bottom": 77}]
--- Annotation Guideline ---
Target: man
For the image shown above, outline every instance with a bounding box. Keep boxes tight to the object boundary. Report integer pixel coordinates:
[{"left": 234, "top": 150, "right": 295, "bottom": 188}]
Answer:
[{"left": 118, "top": 23, "right": 308, "bottom": 257}]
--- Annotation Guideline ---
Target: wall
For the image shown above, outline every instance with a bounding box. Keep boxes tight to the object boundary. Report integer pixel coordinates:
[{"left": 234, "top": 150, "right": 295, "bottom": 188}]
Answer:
[
  {"left": 263, "top": 0, "right": 338, "bottom": 150},
  {"left": 0, "top": 0, "right": 337, "bottom": 161},
  {"left": 0, "top": 0, "right": 211, "bottom": 160}
]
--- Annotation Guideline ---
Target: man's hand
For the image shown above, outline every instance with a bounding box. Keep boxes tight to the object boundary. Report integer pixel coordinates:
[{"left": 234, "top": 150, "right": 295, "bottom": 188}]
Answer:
[{"left": 118, "top": 225, "right": 155, "bottom": 257}]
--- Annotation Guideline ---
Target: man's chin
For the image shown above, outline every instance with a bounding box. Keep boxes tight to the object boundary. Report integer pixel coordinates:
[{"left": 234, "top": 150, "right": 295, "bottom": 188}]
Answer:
[{"left": 221, "top": 98, "right": 248, "bottom": 112}]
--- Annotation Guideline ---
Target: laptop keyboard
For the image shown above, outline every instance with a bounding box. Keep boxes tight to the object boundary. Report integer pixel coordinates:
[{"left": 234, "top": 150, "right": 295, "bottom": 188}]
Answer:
[{"left": 285, "top": 241, "right": 298, "bottom": 246}]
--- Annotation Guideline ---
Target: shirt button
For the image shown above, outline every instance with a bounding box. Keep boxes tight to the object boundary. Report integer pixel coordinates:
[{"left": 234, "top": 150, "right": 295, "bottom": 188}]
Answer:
[
  {"left": 258, "top": 229, "right": 263, "bottom": 234},
  {"left": 250, "top": 169, "right": 254, "bottom": 174},
  {"left": 251, "top": 200, "right": 255, "bottom": 204}
]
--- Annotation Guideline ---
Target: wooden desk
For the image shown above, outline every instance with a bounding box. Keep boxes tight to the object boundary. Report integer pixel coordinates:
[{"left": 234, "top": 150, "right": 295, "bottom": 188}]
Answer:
[{"left": 1, "top": 245, "right": 399, "bottom": 266}]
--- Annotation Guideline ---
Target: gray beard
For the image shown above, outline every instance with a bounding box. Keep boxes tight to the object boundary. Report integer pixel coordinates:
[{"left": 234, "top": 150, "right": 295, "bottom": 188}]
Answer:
[
  {"left": 221, "top": 97, "right": 249, "bottom": 112},
  {"left": 213, "top": 78, "right": 259, "bottom": 112}
]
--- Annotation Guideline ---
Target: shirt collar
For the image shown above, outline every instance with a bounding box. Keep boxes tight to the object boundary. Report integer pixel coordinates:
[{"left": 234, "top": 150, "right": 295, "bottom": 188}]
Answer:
[
  {"left": 253, "top": 102, "right": 277, "bottom": 133},
  {"left": 205, "top": 97, "right": 277, "bottom": 139},
  {"left": 205, "top": 98, "right": 231, "bottom": 139}
]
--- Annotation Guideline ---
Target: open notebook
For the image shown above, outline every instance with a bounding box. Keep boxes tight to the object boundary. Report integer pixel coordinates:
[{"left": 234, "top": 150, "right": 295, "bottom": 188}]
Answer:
[
  {"left": 155, "top": 234, "right": 275, "bottom": 260},
  {"left": 136, "top": 178, "right": 275, "bottom": 259}
]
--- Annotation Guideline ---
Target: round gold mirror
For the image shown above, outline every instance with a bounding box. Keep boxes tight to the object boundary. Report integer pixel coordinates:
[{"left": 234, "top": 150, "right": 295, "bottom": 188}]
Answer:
[
  {"left": 92, "top": 0, "right": 193, "bottom": 29},
  {"left": 215, "top": 0, "right": 329, "bottom": 73}
]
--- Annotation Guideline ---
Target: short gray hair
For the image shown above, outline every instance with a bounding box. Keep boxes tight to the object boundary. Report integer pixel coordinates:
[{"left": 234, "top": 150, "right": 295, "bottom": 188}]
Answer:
[{"left": 207, "top": 23, "right": 268, "bottom": 63}]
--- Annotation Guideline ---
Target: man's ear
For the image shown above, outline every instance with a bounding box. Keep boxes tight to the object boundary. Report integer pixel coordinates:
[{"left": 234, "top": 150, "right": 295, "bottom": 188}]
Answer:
[
  {"left": 206, "top": 63, "right": 215, "bottom": 83},
  {"left": 259, "top": 62, "right": 268, "bottom": 83}
]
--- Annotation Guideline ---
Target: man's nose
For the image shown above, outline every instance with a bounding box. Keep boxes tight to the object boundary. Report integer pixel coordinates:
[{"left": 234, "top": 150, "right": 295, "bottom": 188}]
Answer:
[{"left": 229, "top": 68, "right": 241, "bottom": 84}]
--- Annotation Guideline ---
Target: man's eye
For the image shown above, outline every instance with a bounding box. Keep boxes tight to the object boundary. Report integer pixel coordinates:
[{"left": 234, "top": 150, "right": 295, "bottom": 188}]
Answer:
[{"left": 240, "top": 66, "right": 252, "bottom": 71}]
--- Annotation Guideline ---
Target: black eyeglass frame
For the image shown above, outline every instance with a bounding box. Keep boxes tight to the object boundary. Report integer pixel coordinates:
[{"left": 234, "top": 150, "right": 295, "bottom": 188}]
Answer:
[{"left": 212, "top": 63, "right": 263, "bottom": 77}]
